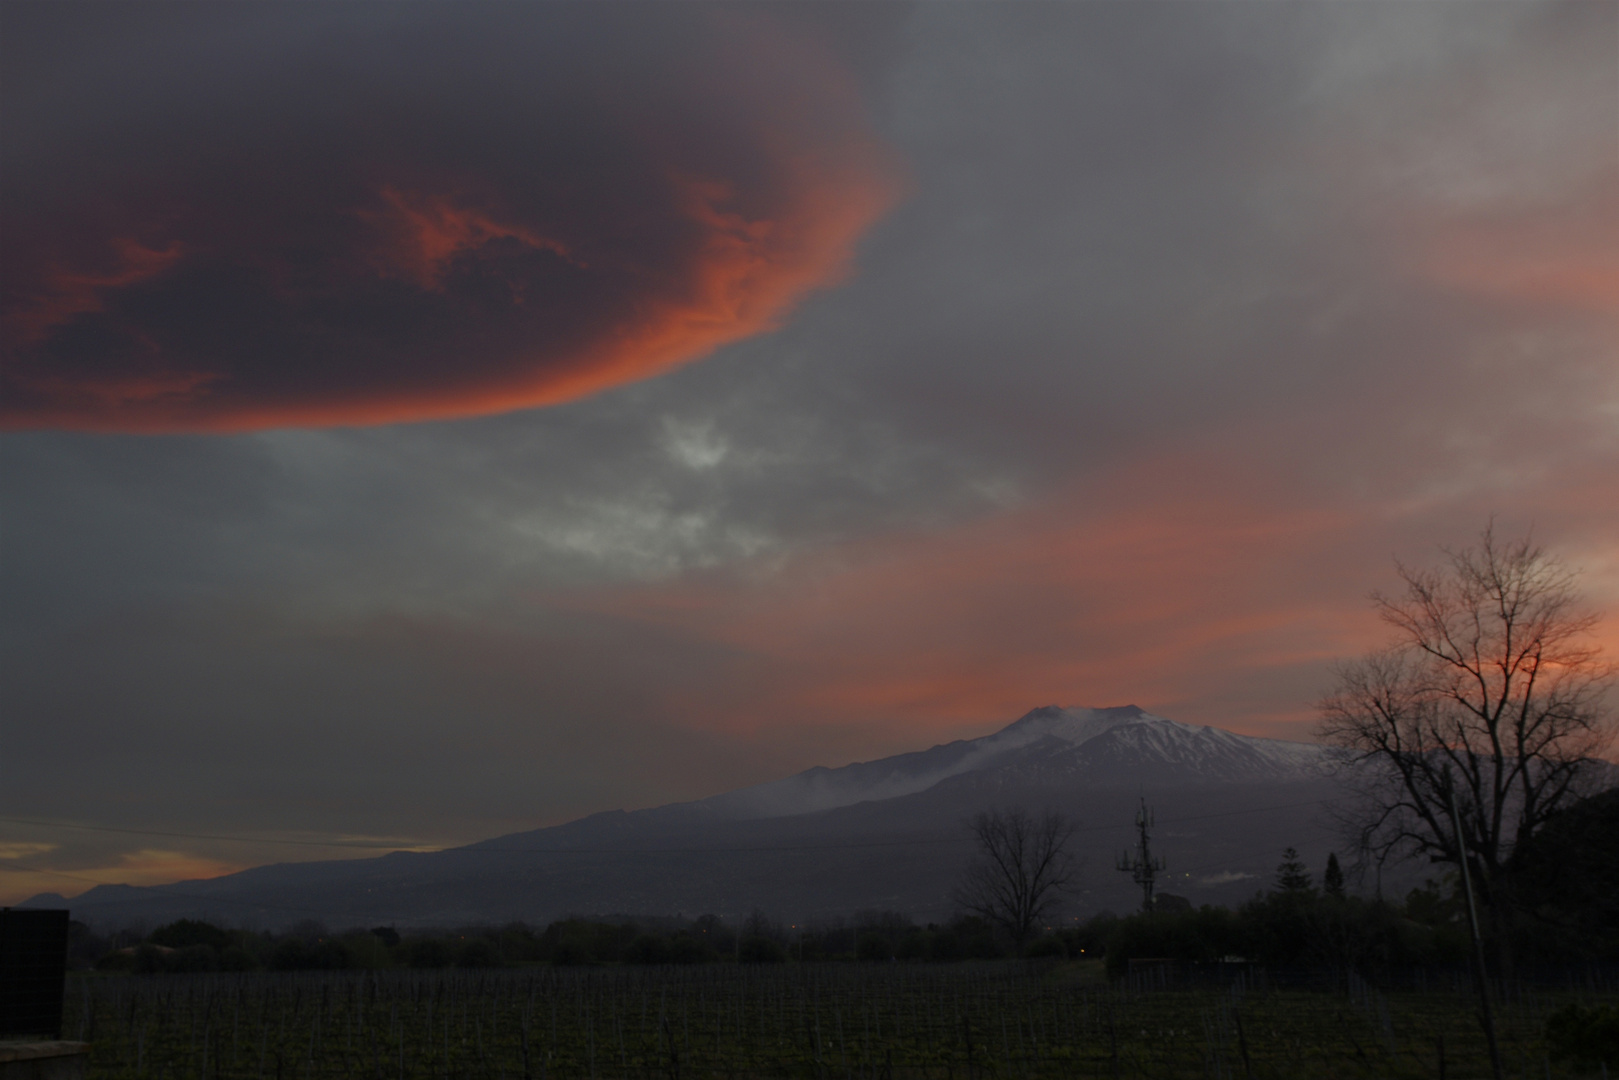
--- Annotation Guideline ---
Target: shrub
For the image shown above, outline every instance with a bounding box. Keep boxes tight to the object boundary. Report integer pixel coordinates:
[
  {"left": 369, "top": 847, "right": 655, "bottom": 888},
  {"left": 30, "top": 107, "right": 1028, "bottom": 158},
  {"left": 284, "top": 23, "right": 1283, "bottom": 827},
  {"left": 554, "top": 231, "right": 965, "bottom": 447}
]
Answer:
[
  {"left": 895, "top": 931, "right": 928, "bottom": 961},
  {"left": 925, "top": 916, "right": 1002, "bottom": 961},
  {"left": 169, "top": 944, "right": 220, "bottom": 972},
  {"left": 133, "top": 945, "right": 171, "bottom": 974},
  {"left": 456, "top": 938, "right": 501, "bottom": 968},
  {"left": 1546, "top": 1004, "right": 1619, "bottom": 1069},
  {"left": 856, "top": 932, "right": 892, "bottom": 962},
  {"left": 497, "top": 924, "right": 545, "bottom": 963},
  {"left": 219, "top": 945, "right": 258, "bottom": 971},
  {"left": 540, "top": 919, "right": 637, "bottom": 965},
  {"left": 738, "top": 936, "right": 787, "bottom": 963},
  {"left": 96, "top": 949, "right": 137, "bottom": 972},
  {"left": 664, "top": 932, "right": 714, "bottom": 964},
  {"left": 1104, "top": 907, "right": 1242, "bottom": 978},
  {"left": 340, "top": 931, "right": 393, "bottom": 970},
  {"left": 271, "top": 937, "right": 353, "bottom": 971},
  {"left": 551, "top": 939, "right": 591, "bottom": 966},
  {"left": 406, "top": 938, "right": 453, "bottom": 969},
  {"left": 623, "top": 935, "right": 671, "bottom": 965},
  {"left": 150, "top": 919, "right": 233, "bottom": 952},
  {"left": 1022, "top": 935, "right": 1066, "bottom": 959}
]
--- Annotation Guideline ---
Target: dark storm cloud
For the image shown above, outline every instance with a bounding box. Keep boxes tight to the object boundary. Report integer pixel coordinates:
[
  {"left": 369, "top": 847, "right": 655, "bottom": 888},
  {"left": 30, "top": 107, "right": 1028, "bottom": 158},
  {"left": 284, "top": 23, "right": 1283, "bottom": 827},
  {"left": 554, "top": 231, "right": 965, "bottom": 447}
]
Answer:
[{"left": 0, "top": 3, "right": 897, "bottom": 431}]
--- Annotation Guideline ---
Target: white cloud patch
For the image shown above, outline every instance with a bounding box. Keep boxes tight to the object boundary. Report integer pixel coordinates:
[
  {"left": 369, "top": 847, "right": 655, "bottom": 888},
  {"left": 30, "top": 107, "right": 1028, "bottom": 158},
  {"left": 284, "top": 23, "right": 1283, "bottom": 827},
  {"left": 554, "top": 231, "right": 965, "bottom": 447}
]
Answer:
[
  {"left": 660, "top": 417, "right": 731, "bottom": 471},
  {"left": 1199, "top": 871, "right": 1257, "bottom": 887}
]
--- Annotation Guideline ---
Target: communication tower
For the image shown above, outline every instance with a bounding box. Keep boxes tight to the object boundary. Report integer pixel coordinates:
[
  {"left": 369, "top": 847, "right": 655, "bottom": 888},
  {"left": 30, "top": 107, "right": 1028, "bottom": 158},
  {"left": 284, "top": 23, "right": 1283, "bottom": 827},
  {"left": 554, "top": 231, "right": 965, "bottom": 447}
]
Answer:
[{"left": 1115, "top": 796, "right": 1166, "bottom": 913}]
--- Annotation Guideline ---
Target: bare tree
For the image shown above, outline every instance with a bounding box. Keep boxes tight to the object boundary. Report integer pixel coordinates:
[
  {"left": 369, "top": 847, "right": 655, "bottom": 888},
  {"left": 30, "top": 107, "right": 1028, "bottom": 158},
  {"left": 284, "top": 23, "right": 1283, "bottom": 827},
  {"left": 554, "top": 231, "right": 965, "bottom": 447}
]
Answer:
[
  {"left": 953, "top": 807, "right": 1075, "bottom": 950},
  {"left": 1318, "top": 524, "right": 1615, "bottom": 939}
]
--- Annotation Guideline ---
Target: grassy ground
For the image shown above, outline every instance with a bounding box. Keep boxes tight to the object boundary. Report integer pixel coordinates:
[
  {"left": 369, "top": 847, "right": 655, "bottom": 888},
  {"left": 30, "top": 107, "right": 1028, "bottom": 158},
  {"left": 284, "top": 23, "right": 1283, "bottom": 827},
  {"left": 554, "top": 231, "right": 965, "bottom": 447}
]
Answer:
[{"left": 61, "top": 962, "right": 1616, "bottom": 1079}]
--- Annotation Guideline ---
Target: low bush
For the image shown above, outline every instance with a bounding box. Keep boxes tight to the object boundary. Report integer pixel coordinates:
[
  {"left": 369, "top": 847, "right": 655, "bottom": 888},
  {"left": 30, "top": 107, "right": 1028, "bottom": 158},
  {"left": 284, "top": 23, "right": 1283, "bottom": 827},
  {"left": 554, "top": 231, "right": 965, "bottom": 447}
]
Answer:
[{"left": 1545, "top": 1004, "right": 1619, "bottom": 1069}]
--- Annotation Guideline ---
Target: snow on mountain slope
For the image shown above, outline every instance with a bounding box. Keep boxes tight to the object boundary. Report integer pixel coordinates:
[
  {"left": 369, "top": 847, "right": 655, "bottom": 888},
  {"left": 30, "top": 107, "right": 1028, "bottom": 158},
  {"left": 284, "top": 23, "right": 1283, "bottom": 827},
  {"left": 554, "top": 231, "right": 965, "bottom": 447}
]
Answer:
[
  {"left": 950, "top": 716, "right": 1332, "bottom": 792},
  {"left": 1066, "top": 715, "right": 1327, "bottom": 781},
  {"left": 699, "top": 705, "right": 1327, "bottom": 818}
]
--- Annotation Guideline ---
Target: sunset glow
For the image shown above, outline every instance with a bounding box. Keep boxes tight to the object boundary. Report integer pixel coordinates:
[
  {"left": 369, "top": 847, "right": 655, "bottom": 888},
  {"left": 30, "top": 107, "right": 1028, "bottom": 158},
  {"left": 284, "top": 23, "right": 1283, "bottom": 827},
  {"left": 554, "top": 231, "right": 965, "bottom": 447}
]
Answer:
[
  {"left": 0, "top": 8, "right": 897, "bottom": 433},
  {"left": 1, "top": 1, "right": 1614, "bottom": 906}
]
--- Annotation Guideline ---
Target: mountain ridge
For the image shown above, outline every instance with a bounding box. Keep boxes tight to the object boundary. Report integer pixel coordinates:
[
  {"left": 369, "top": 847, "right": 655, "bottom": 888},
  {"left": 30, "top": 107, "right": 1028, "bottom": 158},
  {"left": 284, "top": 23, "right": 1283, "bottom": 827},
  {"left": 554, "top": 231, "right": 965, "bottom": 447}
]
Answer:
[
  {"left": 607, "top": 704, "right": 1327, "bottom": 825},
  {"left": 27, "top": 705, "right": 1342, "bottom": 928}
]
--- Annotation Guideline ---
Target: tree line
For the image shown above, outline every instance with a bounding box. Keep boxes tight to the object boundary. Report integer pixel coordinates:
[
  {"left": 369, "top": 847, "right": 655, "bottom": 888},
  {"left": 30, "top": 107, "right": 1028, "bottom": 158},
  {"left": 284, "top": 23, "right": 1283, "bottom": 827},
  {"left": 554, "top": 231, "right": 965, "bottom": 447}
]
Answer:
[
  {"left": 78, "top": 796, "right": 1615, "bottom": 976},
  {"left": 80, "top": 910, "right": 1000, "bottom": 973}
]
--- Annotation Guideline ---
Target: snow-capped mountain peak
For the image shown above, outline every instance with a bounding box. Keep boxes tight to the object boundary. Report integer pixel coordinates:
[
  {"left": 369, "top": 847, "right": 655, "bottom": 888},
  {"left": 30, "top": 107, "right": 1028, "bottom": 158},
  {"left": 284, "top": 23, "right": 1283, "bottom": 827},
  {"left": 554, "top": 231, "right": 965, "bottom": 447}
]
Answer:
[
  {"left": 987, "top": 703, "right": 1155, "bottom": 747},
  {"left": 700, "top": 705, "right": 1326, "bottom": 820}
]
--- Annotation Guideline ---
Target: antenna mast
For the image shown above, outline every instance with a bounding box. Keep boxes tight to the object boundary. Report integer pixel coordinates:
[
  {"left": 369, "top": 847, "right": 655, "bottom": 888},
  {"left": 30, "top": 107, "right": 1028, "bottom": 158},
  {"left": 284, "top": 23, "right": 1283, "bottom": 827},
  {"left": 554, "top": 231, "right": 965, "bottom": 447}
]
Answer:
[{"left": 1116, "top": 797, "right": 1166, "bottom": 912}]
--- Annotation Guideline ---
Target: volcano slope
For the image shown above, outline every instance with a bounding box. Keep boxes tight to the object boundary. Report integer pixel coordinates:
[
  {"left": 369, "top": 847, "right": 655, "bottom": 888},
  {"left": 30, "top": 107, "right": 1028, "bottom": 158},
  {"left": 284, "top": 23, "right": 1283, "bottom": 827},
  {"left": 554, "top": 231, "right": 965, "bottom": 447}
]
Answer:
[{"left": 45, "top": 706, "right": 1356, "bottom": 930}]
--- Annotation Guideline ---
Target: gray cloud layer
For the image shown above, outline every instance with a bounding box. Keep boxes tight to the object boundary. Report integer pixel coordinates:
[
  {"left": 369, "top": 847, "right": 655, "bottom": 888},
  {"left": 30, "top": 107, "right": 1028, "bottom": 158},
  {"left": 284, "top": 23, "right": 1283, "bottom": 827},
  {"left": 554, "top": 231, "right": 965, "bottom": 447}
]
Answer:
[{"left": 3, "top": 2, "right": 1614, "bottom": 903}]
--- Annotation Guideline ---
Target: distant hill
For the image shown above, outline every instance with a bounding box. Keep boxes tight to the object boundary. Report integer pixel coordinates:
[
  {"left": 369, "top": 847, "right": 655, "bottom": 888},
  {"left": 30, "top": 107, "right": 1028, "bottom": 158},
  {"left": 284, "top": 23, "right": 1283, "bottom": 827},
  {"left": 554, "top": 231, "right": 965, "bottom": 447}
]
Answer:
[{"left": 36, "top": 706, "right": 1357, "bottom": 930}]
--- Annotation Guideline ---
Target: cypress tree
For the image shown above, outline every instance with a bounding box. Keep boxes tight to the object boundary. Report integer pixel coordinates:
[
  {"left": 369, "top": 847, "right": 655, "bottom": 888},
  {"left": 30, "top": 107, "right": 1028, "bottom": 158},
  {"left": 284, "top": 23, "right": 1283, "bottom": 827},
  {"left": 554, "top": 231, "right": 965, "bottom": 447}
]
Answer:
[{"left": 1323, "top": 853, "right": 1346, "bottom": 899}]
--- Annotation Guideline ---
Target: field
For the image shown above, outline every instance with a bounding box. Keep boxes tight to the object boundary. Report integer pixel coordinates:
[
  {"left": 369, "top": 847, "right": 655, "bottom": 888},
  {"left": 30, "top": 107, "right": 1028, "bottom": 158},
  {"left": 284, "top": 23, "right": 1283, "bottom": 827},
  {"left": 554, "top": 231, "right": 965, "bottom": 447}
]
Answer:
[{"left": 63, "top": 963, "right": 1615, "bottom": 1080}]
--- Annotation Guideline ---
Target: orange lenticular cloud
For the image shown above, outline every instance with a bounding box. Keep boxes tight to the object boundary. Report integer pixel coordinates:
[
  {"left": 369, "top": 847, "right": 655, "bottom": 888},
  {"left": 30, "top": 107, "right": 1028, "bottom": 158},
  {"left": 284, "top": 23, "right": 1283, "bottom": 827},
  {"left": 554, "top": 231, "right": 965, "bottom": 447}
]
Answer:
[
  {"left": 469, "top": 164, "right": 898, "bottom": 418},
  {"left": 7, "top": 237, "right": 185, "bottom": 346},
  {"left": 367, "top": 188, "right": 581, "bottom": 292},
  {"left": 0, "top": 7, "right": 900, "bottom": 433},
  {"left": 133, "top": 164, "right": 896, "bottom": 434}
]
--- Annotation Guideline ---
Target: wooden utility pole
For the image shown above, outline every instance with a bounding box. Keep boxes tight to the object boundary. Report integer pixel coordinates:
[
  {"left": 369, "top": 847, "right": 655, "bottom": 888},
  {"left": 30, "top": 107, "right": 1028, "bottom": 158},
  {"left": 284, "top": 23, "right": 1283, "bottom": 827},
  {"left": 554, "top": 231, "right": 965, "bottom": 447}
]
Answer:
[{"left": 1445, "top": 767, "right": 1503, "bottom": 1080}]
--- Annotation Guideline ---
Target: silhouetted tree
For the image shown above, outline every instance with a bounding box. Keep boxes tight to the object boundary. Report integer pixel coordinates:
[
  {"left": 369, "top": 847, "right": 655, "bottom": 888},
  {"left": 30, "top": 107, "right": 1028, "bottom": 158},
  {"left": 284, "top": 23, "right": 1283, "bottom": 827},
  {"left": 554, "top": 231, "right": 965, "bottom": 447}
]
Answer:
[
  {"left": 149, "top": 919, "right": 231, "bottom": 951},
  {"left": 1318, "top": 524, "right": 1616, "bottom": 950},
  {"left": 953, "top": 807, "right": 1075, "bottom": 951},
  {"left": 738, "top": 909, "right": 787, "bottom": 963},
  {"left": 1504, "top": 787, "right": 1619, "bottom": 961},
  {"left": 1275, "top": 848, "right": 1312, "bottom": 894},
  {"left": 1323, "top": 853, "right": 1346, "bottom": 899}
]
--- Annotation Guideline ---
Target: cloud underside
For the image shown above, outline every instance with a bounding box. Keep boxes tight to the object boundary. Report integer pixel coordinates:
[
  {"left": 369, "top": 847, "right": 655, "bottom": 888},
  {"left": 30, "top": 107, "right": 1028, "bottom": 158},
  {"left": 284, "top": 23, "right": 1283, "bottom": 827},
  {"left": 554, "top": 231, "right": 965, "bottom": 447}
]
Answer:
[{"left": 0, "top": 8, "right": 895, "bottom": 432}]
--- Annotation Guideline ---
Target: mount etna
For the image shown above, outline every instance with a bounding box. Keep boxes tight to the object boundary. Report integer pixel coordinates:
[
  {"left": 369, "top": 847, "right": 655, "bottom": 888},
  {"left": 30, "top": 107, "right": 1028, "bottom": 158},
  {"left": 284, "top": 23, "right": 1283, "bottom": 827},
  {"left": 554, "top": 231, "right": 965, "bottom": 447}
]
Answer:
[{"left": 34, "top": 707, "right": 1356, "bottom": 930}]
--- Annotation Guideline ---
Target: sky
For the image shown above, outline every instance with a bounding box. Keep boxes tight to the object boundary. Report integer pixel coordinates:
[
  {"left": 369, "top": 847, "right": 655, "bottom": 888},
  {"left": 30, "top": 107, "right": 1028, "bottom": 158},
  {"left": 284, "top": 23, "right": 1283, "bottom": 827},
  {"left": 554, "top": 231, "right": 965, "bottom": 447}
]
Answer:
[{"left": 3, "top": 1, "right": 1616, "bottom": 906}]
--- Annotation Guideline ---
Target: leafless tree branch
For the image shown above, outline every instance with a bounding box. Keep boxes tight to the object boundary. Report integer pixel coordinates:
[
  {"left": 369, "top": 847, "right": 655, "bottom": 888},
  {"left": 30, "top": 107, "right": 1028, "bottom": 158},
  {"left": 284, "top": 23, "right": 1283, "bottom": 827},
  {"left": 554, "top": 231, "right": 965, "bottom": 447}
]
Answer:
[
  {"left": 1317, "top": 523, "right": 1616, "bottom": 939},
  {"left": 952, "top": 807, "right": 1076, "bottom": 951}
]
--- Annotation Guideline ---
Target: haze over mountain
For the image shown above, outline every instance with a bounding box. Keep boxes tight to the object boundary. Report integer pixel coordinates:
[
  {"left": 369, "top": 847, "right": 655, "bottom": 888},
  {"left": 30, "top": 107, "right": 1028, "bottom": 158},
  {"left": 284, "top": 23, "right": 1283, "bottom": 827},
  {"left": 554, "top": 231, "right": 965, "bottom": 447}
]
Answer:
[{"left": 35, "top": 707, "right": 1354, "bottom": 931}]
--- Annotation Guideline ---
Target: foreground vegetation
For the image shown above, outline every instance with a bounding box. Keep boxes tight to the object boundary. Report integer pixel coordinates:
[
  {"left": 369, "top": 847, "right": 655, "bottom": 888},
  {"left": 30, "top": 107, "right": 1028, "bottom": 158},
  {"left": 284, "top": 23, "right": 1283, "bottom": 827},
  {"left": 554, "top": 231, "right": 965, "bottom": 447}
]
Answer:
[
  {"left": 61, "top": 808, "right": 1617, "bottom": 1077},
  {"left": 62, "top": 961, "right": 1617, "bottom": 1080},
  {"left": 80, "top": 856, "right": 1550, "bottom": 977}
]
